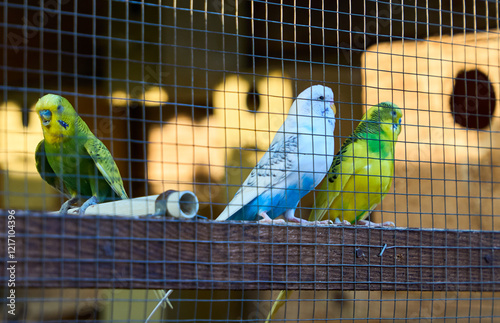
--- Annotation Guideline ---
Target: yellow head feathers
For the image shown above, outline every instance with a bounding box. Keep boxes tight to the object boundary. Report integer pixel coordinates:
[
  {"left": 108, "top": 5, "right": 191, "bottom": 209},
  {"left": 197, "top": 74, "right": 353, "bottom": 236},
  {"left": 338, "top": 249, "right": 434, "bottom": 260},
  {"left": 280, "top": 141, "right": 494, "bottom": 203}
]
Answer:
[{"left": 35, "top": 94, "right": 79, "bottom": 144}]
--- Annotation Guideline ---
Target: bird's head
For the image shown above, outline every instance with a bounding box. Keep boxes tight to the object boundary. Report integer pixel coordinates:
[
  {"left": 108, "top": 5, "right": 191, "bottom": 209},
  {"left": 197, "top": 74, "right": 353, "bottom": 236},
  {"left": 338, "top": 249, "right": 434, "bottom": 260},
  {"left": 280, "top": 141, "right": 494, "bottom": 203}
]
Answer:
[
  {"left": 295, "top": 85, "right": 336, "bottom": 119},
  {"left": 35, "top": 94, "right": 78, "bottom": 144},
  {"left": 365, "top": 101, "right": 403, "bottom": 139}
]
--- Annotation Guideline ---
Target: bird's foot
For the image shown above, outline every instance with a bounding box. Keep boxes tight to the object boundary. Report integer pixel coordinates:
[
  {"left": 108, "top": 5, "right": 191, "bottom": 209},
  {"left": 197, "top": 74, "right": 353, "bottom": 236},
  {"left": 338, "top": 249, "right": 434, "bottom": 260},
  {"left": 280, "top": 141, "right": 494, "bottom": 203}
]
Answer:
[
  {"left": 59, "top": 197, "right": 79, "bottom": 214},
  {"left": 356, "top": 220, "right": 395, "bottom": 227},
  {"left": 258, "top": 212, "right": 286, "bottom": 224},
  {"left": 334, "top": 218, "right": 353, "bottom": 226},
  {"left": 283, "top": 210, "right": 333, "bottom": 225},
  {"left": 291, "top": 217, "right": 333, "bottom": 225},
  {"left": 78, "top": 196, "right": 98, "bottom": 216},
  {"left": 308, "top": 219, "right": 334, "bottom": 225}
]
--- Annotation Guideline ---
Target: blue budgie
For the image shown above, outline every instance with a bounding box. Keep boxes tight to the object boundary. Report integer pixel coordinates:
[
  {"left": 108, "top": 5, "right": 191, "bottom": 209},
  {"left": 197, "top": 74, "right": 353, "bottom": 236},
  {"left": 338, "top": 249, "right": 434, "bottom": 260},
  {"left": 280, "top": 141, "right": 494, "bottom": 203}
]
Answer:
[{"left": 217, "top": 85, "right": 337, "bottom": 224}]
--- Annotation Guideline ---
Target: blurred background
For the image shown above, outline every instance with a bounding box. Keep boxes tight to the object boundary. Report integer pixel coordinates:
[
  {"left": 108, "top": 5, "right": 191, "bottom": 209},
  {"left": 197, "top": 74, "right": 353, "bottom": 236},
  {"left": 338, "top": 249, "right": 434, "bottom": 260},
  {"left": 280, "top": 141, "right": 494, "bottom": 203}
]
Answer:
[{"left": 1, "top": 0, "right": 499, "bottom": 321}]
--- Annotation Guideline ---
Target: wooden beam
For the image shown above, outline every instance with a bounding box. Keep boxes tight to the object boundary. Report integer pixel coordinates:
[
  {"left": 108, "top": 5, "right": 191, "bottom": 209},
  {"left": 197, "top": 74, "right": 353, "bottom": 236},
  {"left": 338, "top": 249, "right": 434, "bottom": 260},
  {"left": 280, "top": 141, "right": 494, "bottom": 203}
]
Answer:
[{"left": 0, "top": 212, "right": 498, "bottom": 291}]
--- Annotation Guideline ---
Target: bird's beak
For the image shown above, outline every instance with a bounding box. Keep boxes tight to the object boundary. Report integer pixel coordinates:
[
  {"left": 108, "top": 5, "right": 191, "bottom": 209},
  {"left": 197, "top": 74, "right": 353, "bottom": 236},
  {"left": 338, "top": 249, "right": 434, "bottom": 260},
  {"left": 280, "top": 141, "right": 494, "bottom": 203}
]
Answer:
[
  {"left": 399, "top": 118, "right": 402, "bottom": 124},
  {"left": 39, "top": 110, "right": 52, "bottom": 126},
  {"left": 330, "top": 103, "right": 337, "bottom": 114}
]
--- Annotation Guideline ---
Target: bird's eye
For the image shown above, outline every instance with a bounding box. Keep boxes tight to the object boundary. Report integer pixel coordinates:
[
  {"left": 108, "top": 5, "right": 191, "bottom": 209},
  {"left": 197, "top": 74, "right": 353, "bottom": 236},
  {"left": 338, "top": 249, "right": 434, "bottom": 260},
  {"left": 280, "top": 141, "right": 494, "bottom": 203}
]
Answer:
[
  {"left": 392, "top": 110, "right": 397, "bottom": 117},
  {"left": 57, "top": 105, "right": 64, "bottom": 112},
  {"left": 318, "top": 96, "right": 325, "bottom": 100}
]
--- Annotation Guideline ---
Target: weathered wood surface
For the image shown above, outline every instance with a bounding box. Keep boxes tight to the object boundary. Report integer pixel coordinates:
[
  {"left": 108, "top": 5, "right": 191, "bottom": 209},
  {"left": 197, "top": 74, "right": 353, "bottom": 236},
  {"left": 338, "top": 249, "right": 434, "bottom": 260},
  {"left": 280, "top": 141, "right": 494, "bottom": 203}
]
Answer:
[{"left": 0, "top": 211, "right": 498, "bottom": 291}]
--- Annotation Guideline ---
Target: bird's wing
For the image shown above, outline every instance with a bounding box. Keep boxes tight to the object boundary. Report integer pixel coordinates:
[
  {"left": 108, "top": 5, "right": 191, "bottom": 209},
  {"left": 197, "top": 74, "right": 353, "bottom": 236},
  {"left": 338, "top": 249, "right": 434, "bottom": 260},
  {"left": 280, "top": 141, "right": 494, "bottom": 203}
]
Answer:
[
  {"left": 217, "top": 132, "right": 299, "bottom": 221},
  {"left": 309, "top": 136, "right": 359, "bottom": 221},
  {"left": 35, "top": 140, "right": 71, "bottom": 197},
  {"left": 84, "top": 138, "right": 128, "bottom": 199}
]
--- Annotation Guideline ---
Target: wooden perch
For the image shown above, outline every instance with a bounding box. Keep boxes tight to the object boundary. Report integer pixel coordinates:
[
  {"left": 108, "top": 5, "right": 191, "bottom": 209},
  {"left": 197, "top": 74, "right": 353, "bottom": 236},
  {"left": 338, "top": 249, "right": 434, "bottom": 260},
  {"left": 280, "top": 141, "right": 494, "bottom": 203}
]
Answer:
[{"left": 0, "top": 211, "right": 498, "bottom": 291}]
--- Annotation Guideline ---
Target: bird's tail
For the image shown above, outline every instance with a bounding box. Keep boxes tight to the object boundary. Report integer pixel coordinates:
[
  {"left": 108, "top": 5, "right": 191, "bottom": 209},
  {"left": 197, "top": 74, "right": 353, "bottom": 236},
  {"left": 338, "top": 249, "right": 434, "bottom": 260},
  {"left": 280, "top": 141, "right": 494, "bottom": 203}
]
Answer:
[
  {"left": 265, "top": 290, "right": 293, "bottom": 323},
  {"left": 216, "top": 206, "right": 230, "bottom": 221}
]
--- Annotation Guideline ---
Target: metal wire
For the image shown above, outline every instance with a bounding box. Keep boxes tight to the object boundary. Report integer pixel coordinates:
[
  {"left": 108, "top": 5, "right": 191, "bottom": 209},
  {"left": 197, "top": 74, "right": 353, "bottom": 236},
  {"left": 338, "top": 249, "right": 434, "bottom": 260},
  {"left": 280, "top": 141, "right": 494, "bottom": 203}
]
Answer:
[{"left": 0, "top": 0, "right": 499, "bottom": 322}]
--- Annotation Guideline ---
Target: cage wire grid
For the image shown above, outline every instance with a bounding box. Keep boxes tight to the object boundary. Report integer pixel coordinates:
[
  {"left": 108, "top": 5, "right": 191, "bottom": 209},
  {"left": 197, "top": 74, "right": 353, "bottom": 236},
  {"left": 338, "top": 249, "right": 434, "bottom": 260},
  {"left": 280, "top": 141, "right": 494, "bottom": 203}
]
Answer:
[{"left": 0, "top": 0, "right": 499, "bottom": 322}]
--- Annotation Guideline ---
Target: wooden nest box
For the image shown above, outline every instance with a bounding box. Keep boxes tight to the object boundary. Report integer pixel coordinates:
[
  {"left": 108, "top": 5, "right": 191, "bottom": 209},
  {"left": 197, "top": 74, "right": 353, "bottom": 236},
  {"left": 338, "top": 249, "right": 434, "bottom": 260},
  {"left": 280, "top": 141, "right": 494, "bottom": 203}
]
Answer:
[{"left": 363, "top": 30, "right": 500, "bottom": 230}]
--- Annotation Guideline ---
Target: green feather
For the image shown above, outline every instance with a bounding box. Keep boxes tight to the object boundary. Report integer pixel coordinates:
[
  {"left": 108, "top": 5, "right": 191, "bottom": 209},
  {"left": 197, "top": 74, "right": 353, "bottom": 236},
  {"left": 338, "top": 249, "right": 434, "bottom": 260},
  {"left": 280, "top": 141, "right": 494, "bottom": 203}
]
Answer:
[{"left": 35, "top": 94, "right": 128, "bottom": 206}]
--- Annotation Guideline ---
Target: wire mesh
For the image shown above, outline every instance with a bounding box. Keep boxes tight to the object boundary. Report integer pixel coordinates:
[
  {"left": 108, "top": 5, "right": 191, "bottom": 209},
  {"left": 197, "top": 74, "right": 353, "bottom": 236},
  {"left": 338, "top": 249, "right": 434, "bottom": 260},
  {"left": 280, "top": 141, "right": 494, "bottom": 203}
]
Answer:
[{"left": 0, "top": 0, "right": 499, "bottom": 322}]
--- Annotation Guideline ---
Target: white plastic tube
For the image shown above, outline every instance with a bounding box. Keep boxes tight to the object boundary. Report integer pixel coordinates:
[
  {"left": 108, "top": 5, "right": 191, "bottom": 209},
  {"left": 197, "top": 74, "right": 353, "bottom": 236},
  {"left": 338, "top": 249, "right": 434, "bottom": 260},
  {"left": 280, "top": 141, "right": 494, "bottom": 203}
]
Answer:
[{"left": 155, "top": 190, "right": 199, "bottom": 219}]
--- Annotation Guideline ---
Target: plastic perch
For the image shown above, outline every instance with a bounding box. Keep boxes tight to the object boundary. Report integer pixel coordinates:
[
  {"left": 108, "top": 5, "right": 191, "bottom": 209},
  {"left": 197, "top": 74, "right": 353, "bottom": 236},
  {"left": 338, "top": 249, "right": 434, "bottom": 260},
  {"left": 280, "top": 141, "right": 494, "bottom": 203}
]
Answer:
[
  {"left": 61, "top": 190, "right": 199, "bottom": 218},
  {"left": 154, "top": 190, "right": 199, "bottom": 219}
]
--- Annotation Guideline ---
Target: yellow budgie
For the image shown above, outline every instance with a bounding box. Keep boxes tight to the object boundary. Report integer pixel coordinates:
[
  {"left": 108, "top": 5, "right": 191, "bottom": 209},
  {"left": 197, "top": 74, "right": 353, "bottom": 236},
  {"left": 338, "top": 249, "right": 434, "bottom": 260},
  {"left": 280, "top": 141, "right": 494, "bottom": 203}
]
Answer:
[
  {"left": 310, "top": 101, "right": 403, "bottom": 224},
  {"left": 266, "top": 101, "right": 403, "bottom": 322}
]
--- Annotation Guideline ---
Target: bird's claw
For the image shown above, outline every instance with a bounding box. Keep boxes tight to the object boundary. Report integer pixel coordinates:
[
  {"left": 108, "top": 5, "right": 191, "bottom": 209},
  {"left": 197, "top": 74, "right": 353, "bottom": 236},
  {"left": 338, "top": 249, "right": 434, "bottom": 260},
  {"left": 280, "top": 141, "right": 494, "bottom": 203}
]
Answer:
[
  {"left": 258, "top": 212, "right": 336, "bottom": 226},
  {"left": 59, "top": 197, "right": 78, "bottom": 214},
  {"left": 59, "top": 203, "right": 70, "bottom": 214},
  {"left": 334, "top": 218, "right": 352, "bottom": 226},
  {"left": 78, "top": 196, "right": 98, "bottom": 216},
  {"left": 284, "top": 215, "right": 334, "bottom": 226},
  {"left": 258, "top": 218, "right": 286, "bottom": 224},
  {"left": 305, "top": 219, "right": 334, "bottom": 225},
  {"left": 258, "top": 212, "right": 286, "bottom": 224},
  {"left": 357, "top": 220, "right": 395, "bottom": 227}
]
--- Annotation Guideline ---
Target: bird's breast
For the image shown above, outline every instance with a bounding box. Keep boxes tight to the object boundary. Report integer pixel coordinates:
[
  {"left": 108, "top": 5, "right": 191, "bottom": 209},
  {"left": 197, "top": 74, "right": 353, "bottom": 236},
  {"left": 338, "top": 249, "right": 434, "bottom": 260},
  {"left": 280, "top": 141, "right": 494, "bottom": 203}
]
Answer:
[
  {"left": 45, "top": 139, "right": 90, "bottom": 175},
  {"left": 359, "top": 157, "right": 394, "bottom": 176}
]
